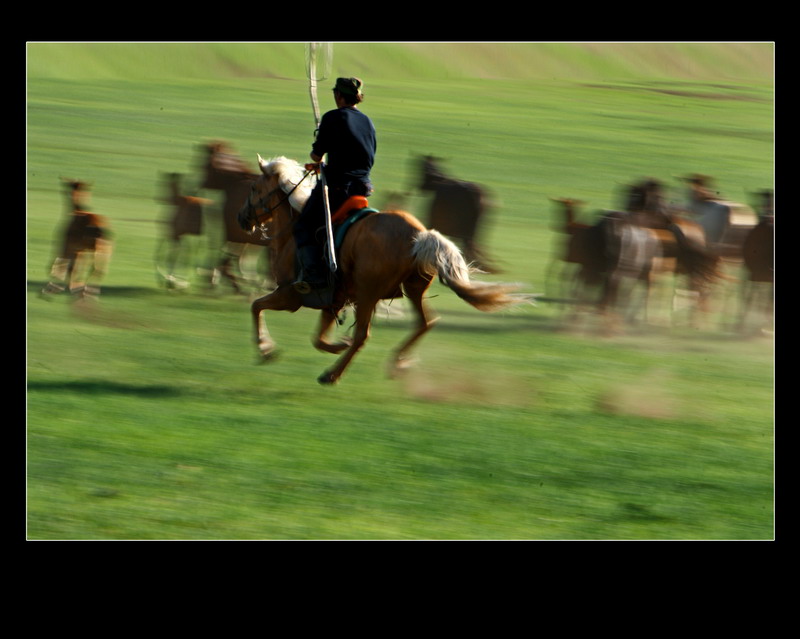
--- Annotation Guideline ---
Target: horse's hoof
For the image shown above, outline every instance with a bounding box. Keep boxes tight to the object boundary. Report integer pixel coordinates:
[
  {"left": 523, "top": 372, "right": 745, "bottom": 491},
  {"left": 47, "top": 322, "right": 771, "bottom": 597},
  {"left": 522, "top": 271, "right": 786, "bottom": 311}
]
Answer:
[
  {"left": 257, "top": 350, "right": 278, "bottom": 364},
  {"left": 388, "top": 356, "right": 418, "bottom": 379},
  {"left": 318, "top": 371, "right": 338, "bottom": 385}
]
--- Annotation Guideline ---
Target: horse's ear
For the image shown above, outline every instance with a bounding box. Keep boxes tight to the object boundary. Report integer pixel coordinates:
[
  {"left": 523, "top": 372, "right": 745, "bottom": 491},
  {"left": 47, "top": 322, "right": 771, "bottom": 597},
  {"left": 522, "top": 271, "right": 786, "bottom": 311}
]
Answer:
[{"left": 257, "top": 154, "right": 268, "bottom": 174}]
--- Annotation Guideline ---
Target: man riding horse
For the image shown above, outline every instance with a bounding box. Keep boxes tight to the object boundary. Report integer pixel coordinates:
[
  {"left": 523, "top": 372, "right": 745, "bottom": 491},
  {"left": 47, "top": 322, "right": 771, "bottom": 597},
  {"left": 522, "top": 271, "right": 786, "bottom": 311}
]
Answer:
[{"left": 293, "top": 77, "right": 376, "bottom": 293}]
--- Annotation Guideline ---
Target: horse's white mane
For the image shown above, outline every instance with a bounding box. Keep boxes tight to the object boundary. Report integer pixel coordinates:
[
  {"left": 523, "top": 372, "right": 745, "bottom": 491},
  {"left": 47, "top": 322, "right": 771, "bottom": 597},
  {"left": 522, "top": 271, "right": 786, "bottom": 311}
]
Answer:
[{"left": 258, "top": 155, "right": 315, "bottom": 211}]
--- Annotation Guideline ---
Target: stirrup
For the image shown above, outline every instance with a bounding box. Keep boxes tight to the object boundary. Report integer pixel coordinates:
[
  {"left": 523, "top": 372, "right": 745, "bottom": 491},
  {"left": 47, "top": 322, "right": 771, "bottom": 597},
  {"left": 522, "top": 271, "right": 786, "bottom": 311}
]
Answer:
[
  {"left": 293, "top": 280, "right": 312, "bottom": 294},
  {"left": 293, "top": 272, "right": 328, "bottom": 294}
]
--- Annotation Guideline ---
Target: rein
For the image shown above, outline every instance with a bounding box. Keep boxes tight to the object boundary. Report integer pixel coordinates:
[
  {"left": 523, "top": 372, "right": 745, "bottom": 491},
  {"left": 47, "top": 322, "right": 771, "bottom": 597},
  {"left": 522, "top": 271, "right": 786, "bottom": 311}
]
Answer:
[{"left": 245, "top": 169, "right": 315, "bottom": 238}]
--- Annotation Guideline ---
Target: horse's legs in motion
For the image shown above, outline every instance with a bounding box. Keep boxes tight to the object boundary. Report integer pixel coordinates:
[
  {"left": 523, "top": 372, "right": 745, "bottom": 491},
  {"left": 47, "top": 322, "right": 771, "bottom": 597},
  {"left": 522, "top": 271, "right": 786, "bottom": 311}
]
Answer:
[
  {"left": 388, "top": 276, "right": 438, "bottom": 377},
  {"left": 318, "top": 298, "right": 377, "bottom": 385},
  {"left": 83, "top": 238, "right": 112, "bottom": 298},
  {"left": 41, "top": 256, "right": 73, "bottom": 296},
  {"left": 217, "top": 242, "right": 244, "bottom": 293},
  {"left": 738, "top": 279, "right": 774, "bottom": 335},
  {"left": 313, "top": 308, "right": 352, "bottom": 354},
  {"left": 250, "top": 287, "right": 301, "bottom": 359},
  {"left": 598, "top": 270, "right": 625, "bottom": 336}
]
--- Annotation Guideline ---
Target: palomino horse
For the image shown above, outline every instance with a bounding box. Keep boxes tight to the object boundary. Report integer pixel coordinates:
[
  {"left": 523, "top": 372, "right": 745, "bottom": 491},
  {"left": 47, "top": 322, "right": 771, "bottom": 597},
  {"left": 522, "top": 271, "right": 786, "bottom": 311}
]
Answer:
[
  {"left": 417, "top": 155, "right": 498, "bottom": 272},
  {"left": 154, "top": 172, "right": 211, "bottom": 289},
  {"left": 238, "top": 155, "right": 527, "bottom": 385},
  {"left": 41, "top": 179, "right": 113, "bottom": 299},
  {"left": 199, "top": 141, "right": 270, "bottom": 293}
]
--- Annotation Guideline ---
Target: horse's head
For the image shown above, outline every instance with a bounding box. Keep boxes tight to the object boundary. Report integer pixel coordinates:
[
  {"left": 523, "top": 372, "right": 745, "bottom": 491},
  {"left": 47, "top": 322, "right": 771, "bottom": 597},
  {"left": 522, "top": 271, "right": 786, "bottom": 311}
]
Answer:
[
  {"left": 238, "top": 154, "right": 314, "bottom": 239},
  {"left": 199, "top": 140, "right": 252, "bottom": 190},
  {"left": 60, "top": 177, "right": 92, "bottom": 210},
  {"left": 238, "top": 172, "right": 273, "bottom": 235},
  {"left": 625, "top": 178, "right": 664, "bottom": 214},
  {"left": 623, "top": 181, "right": 650, "bottom": 213}
]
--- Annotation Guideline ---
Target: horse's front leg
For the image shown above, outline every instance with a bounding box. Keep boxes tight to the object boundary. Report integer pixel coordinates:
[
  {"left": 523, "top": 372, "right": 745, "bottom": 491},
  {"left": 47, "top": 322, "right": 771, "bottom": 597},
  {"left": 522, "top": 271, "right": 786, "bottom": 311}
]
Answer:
[
  {"left": 250, "top": 286, "right": 302, "bottom": 361},
  {"left": 313, "top": 308, "right": 352, "bottom": 354},
  {"left": 318, "top": 302, "right": 374, "bottom": 385}
]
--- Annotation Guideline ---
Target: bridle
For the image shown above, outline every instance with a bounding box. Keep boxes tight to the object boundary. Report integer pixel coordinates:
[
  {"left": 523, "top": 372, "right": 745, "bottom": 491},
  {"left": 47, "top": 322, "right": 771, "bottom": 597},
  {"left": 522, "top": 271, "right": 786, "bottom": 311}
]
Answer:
[{"left": 242, "top": 168, "right": 315, "bottom": 240}]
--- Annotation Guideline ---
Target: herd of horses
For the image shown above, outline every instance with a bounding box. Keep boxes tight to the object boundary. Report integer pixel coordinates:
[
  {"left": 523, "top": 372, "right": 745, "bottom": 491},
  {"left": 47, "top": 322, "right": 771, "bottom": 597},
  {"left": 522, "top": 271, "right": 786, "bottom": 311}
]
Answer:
[
  {"left": 40, "top": 142, "right": 773, "bottom": 383},
  {"left": 548, "top": 177, "right": 774, "bottom": 333}
]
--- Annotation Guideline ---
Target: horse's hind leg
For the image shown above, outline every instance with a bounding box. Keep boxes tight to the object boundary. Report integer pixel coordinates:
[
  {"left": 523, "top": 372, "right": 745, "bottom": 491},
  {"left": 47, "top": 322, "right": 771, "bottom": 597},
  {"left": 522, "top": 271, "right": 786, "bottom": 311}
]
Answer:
[{"left": 388, "top": 277, "right": 437, "bottom": 377}]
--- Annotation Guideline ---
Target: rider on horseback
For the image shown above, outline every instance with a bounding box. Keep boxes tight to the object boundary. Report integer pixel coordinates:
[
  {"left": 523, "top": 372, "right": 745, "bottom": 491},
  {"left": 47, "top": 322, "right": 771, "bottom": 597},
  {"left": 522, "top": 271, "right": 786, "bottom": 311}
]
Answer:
[{"left": 293, "top": 77, "right": 376, "bottom": 293}]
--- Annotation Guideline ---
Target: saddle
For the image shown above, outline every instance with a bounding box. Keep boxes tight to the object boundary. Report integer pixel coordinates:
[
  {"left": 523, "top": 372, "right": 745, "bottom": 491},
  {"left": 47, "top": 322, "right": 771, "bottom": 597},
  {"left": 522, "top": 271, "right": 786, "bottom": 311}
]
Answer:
[
  {"left": 298, "top": 196, "right": 378, "bottom": 310},
  {"left": 331, "top": 195, "right": 371, "bottom": 225},
  {"left": 331, "top": 196, "right": 379, "bottom": 252}
]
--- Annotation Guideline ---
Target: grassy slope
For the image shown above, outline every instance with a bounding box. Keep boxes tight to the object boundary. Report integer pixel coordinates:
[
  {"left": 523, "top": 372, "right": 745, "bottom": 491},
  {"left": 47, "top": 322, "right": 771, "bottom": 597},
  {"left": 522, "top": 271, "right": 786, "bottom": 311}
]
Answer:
[
  {"left": 26, "top": 43, "right": 774, "bottom": 540},
  {"left": 27, "top": 42, "right": 774, "bottom": 83}
]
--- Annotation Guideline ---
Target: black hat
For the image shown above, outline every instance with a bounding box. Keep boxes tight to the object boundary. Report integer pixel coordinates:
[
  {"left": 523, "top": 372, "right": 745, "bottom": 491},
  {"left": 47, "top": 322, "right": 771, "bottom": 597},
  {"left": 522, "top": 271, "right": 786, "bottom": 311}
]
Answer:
[{"left": 334, "top": 77, "right": 363, "bottom": 97}]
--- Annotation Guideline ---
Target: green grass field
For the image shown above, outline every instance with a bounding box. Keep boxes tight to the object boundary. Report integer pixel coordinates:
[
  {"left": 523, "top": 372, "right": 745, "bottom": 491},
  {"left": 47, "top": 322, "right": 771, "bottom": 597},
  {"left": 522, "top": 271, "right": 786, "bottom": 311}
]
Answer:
[{"left": 26, "top": 42, "right": 774, "bottom": 540}]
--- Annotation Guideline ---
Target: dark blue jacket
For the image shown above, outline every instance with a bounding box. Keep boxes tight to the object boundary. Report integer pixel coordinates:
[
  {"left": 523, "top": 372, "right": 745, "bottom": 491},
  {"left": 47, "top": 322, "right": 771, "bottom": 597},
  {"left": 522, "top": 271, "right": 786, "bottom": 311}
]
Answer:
[{"left": 312, "top": 106, "right": 376, "bottom": 186}]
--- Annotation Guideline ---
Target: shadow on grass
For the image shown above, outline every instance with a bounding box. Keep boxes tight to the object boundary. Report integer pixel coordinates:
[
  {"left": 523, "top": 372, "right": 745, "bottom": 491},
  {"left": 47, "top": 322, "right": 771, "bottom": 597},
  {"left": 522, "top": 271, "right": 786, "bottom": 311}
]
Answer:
[
  {"left": 28, "top": 281, "right": 159, "bottom": 298},
  {"left": 27, "top": 380, "right": 183, "bottom": 397},
  {"left": 372, "top": 308, "right": 554, "bottom": 336}
]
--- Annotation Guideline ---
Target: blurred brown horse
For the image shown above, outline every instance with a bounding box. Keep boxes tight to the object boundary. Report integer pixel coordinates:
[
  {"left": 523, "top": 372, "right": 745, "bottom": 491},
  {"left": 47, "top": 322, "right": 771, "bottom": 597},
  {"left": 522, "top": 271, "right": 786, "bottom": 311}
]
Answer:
[
  {"left": 199, "top": 141, "right": 270, "bottom": 292},
  {"left": 550, "top": 200, "right": 661, "bottom": 327},
  {"left": 154, "top": 172, "right": 210, "bottom": 289},
  {"left": 547, "top": 198, "right": 606, "bottom": 294},
  {"left": 238, "top": 155, "right": 528, "bottom": 385},
  {"left": 41, "top": 179, "right": 113, "bottom": 299},
  {"left": 418, "top": 155, "right": 498, "bottom": 272},
  {"left": 739, "top": 191, "right": 774, "bottom": 331}
]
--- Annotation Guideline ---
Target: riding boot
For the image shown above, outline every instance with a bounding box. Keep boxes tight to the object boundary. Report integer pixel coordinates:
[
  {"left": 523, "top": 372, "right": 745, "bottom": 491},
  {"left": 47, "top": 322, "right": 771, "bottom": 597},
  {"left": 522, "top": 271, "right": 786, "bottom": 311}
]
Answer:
[{"left": 293, "top": 244, "right": 328, "bottom": 294}]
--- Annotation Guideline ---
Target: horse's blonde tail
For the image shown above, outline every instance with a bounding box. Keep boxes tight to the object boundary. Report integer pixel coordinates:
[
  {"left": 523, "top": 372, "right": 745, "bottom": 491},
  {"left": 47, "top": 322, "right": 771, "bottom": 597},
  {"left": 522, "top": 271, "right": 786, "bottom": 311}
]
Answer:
[{"left": 412, "top": 229, "right": 531, "bottom": 312}]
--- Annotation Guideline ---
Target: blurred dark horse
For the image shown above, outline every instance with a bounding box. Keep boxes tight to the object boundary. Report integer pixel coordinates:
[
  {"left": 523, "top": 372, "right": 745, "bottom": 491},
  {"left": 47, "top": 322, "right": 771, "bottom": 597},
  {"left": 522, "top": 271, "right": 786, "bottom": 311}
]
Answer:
[
  {"left": 154, "top": 172, "right": 210, "bottom": 289},
  {"left": 739, "top": 190, "right": 774, "bottom": 331},
  {"left": 418, "top": 155, "right": 498, "bottom": 272},
  {"left": 41, "top": 179, "right": 113, "bottom": 300},
  {"left": 199, "top": 141, "right": 270, "bottom": 293},
  {"left": 547, "top": 198, "right": 605, "bottom": 293},
  {"left": 549, "top": 198, "right": 660, "bottom": 328}
]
